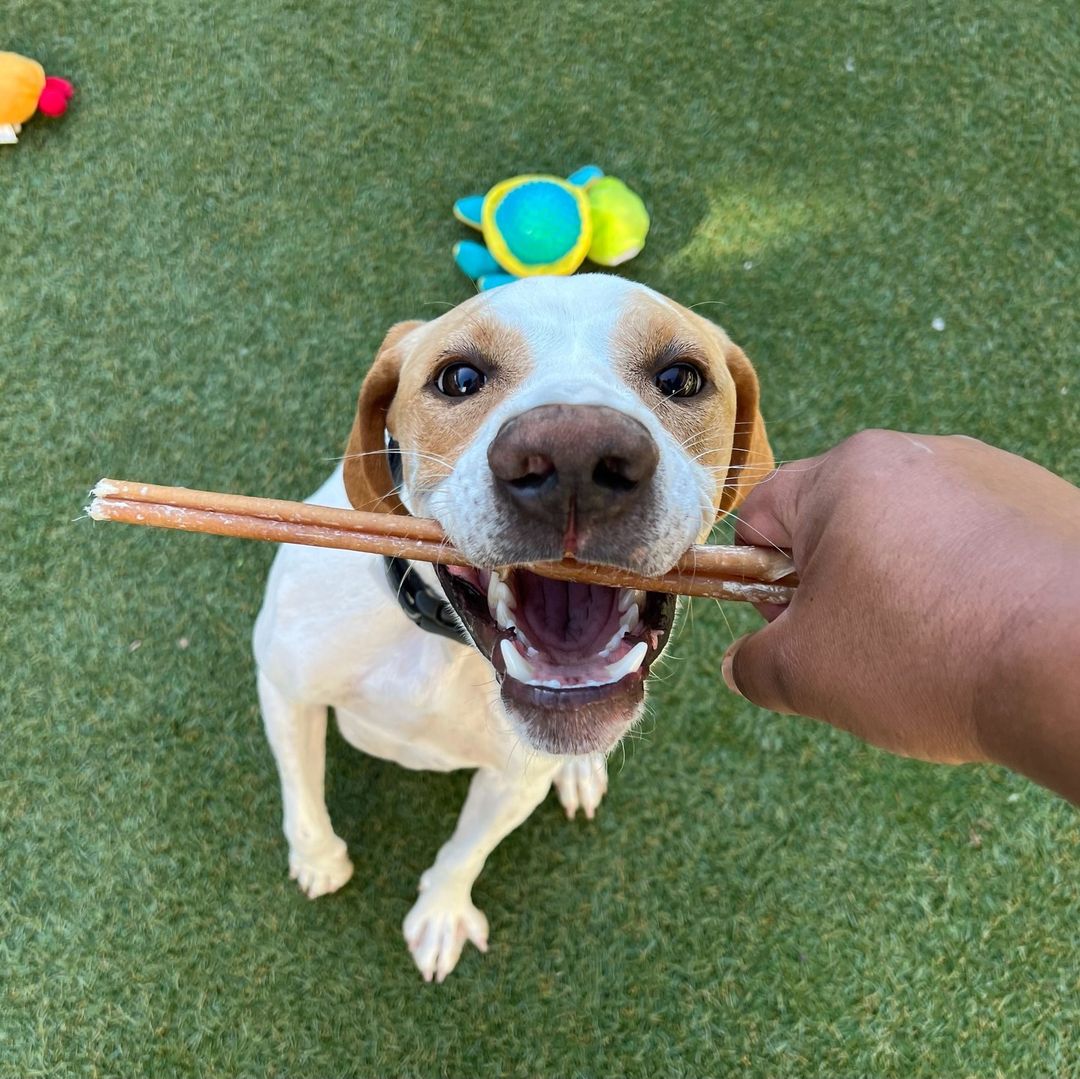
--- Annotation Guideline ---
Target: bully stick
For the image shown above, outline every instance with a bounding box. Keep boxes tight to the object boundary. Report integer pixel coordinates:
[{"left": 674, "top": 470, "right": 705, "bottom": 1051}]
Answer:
[{"left": 88, "top": 478, "right": 797, "bottom": 606}]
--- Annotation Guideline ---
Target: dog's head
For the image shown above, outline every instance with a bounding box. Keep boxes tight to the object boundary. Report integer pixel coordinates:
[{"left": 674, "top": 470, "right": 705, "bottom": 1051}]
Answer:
[{"left": 344, "top": 275, "right": 772, "bottom": 756}]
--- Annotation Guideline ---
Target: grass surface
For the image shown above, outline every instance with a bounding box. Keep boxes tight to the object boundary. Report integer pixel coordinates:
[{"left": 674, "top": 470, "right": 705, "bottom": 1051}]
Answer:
[{"left": 3, "top": 1, "right": 1078, "bottom": 1076}]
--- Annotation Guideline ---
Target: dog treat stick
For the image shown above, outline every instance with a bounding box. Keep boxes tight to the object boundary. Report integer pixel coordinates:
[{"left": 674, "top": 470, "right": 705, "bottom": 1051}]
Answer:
[{"left": 89, "top": 479, "right": 797, "bottom": 605}]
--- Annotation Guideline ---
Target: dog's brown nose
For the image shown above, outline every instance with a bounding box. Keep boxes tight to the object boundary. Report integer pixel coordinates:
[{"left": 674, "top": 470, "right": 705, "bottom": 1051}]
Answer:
[{"left": 488, "top": 404, "right": 659, "bottom": 528}]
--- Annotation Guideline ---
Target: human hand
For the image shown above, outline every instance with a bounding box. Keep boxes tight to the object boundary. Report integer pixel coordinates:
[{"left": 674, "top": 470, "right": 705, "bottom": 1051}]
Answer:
[{"left": 725, "top": 430, "right": 1080, "bottom": 799}]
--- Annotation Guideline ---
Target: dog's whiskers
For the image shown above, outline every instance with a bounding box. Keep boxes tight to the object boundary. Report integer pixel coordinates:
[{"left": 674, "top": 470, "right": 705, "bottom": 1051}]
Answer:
[
  {"left": 728, "top": 514, "right": 790, "bottom": 555},
  {"left": 332, "top": 447, "right": 455, "bottom": 471}
]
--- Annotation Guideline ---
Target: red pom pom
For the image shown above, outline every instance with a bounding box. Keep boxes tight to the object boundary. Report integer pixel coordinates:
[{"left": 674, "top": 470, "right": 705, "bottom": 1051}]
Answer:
[{"left": 38, "top": 77, "right": 74, "bottom": 118}]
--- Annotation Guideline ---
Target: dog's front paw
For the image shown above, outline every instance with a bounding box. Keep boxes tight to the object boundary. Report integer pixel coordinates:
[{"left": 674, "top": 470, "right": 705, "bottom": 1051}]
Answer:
[
  {"left": 403, "top": 883, "right": 489, "bottom": 983},
  {"left": 288, "top": 836, "right": 354, "bottom": 899},
  {"left": 553, "top": 754, "right": 608, "bottom": 819}
]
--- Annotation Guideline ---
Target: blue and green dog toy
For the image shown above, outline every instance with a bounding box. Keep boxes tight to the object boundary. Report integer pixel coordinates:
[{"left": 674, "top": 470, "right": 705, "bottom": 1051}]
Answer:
[{"left": 453, "top": 165, "right": 650, "bottom": 290}]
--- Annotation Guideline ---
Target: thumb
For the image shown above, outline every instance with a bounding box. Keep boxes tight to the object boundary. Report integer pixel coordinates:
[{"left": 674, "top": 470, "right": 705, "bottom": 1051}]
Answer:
[{"left": 721, "top": 619, "right": 802, "bottom": 716}]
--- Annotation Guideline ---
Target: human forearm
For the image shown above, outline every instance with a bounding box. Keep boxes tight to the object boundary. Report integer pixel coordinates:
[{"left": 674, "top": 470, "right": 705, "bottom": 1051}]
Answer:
[{"left": 976, "top": 553, "right": 1080, "bottom": 803}]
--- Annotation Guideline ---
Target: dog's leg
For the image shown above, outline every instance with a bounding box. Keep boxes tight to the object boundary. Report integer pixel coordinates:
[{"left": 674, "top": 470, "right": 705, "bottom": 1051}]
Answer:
[
  {"left": 257, "top": 670, "right": 354, "bottom": 899},
  {"left": 404, "top": 765, "right": 554, "bottom": 983}
]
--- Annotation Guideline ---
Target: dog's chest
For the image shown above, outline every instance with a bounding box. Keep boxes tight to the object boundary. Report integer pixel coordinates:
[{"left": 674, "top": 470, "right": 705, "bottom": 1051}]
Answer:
[
  {"left": 332, "top": 640, "right": 505, "bottom": 773},
  {"left": 334, "top": 703, "right": 486, "bottom": 772}
]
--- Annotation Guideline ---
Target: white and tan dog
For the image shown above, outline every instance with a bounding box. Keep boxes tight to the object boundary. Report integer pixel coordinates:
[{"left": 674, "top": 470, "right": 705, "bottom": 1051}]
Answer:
[{"left": 253, "top": 274, "right": 771, "bottom": 981}]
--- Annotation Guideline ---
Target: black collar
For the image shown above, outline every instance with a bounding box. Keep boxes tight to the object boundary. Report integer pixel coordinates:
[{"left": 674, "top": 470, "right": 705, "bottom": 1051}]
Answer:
[
  {"left": 383, "top": 555, "right": 470, "bottom": 646},
  {"left": 382, "top": 435, "right": 469, "bottom": 645}
]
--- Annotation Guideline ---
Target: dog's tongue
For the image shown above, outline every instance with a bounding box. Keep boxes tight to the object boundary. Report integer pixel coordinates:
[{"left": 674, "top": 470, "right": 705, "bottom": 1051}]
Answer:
[{"left": 512, "top": 572, "right": 620, "bottom": 662}]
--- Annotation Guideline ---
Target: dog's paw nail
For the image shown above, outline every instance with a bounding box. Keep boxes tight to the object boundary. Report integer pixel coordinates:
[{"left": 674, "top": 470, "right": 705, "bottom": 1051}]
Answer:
[
  {"left": 554, "top": 756, "right": 609, "bottom": 824},
  {"left": 288, "top": 842, "right": 353, "bottom": 899},
  {"left": 403, "top": 888, "right": 489, "bottom": 982}
]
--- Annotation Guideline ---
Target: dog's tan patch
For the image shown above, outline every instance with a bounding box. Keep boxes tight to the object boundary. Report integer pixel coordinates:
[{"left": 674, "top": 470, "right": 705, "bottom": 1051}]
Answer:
[
  {"left": 388, "top": 313, "right": 534, "bottom": 502},
  {"left": 611, "top": 293, "right": 752, "bottom": 517}
]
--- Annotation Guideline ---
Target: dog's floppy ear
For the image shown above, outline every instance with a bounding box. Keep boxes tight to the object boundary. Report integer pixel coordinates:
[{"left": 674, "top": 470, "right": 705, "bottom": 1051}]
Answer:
[
  {"left": 343, "top": 320, "right": 425, "bottom": 515},
  {"left": 718, "top": 342, "right": 774, "bottom": 515}
]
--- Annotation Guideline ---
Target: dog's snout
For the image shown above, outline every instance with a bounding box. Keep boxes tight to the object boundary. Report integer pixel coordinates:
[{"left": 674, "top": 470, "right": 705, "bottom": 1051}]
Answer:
[{"left": 488, "top": 404, "right": 659, "bottom": 525}]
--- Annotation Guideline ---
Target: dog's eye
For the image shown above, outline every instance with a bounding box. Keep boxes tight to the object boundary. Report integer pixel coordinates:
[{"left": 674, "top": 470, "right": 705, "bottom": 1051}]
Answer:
[
  {"left": 654, "top": 362, "right": 704, "bottom": 398},
  {"left": 436, "top": 362, "right": 486, "bottom": 398}
]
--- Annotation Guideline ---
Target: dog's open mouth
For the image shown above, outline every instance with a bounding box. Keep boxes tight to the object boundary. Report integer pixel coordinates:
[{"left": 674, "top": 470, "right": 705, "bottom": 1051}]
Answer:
[{"left": 435, "top": 564, "right": 676, "bottom": 755}]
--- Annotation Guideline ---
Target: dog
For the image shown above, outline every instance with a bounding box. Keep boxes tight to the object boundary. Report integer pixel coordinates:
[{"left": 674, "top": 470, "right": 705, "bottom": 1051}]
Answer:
[{"left": 252, "top": 274, "right": 772, "bottom": 981}]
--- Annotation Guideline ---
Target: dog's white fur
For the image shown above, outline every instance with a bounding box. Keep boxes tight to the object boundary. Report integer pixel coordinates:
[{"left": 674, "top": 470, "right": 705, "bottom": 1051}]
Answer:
[
  {"left": 253, "top": 275, "right": 767, "bottom": 982},
  {"left": 423, "top": 277, "right": 718, "bottom": 574}
]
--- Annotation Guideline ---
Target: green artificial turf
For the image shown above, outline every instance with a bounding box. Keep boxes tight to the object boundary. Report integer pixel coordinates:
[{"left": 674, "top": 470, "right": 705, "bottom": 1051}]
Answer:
[{"left": 2, "top": 1, "right": 1078, "bottom": 1075}]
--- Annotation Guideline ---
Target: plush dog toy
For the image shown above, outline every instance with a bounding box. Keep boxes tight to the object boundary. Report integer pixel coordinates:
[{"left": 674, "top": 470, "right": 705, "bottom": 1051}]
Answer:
[
  {"left": 453, "top": 166, "right": 650, "bottom": 290},
  {"left": 0, "top": 51, "right": 73, "bottom": 144}
]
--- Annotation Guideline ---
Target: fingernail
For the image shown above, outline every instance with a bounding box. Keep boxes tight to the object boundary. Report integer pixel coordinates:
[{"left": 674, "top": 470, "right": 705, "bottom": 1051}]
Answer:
[{"left": 722, "top": 636, "right": 746, "bottom": 696}]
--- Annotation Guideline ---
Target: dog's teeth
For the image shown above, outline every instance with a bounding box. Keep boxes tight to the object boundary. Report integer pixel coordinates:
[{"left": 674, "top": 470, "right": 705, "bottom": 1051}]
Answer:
[
  {"left": 488, "top": 570, "right": 514, "bottom": 619},
  {"left": 500, "top": 639, "right": 535, "bottom": 683},
  {"left": 600, "top": 627, "right": 625, "bottom": 656},
  {"left": 515, "top": 626, "right": 536, "bottom": 651},
  {"left": 495, "top": 599, "right": 514, "bottom": 630},
  {"left": 618, "top": 588, "right": 643, "bottom": 613},
  {"left": 600, "top": 602, "right": 640, "bottom": 657},
  {"left": 603, "top": 641, "right": 648, "bottom": 682}
]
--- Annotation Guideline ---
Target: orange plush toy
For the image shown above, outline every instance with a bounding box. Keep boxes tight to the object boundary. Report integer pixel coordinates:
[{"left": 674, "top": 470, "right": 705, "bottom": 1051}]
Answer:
[{"left": 0, "top": 51, "right": 73, "bottom": 144}]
